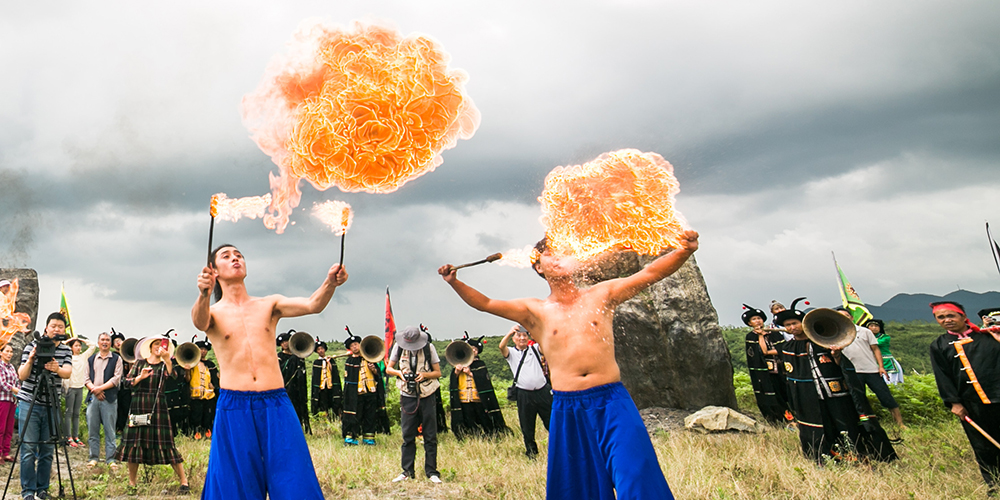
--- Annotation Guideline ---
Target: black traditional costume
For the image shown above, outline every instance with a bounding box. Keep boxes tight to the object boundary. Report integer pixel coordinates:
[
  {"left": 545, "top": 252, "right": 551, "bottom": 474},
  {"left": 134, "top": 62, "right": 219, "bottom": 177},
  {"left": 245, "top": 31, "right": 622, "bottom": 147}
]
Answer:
[
  {"left": 188, "top": 337, "right": 218, "bottom": 438},
  {"left": 278, "top": 331, "right": 311, "bottom": 434},
  {"left": 341, "top": 332, "right": 390, "bottom": 444},
  {"left": 111, "top": 331, "right": 134, "bottom": 435},
  {"left": 741, "top": 305, "right": 790, "bottom": 424},
  {"left": 449, "top": 335, "right": 509, "bottom": 439},
  {"left": 163, "top": 339, "right": 191, "bottom": 437},
  {"left": 930, "top": 302, "right": 1000, "bottom": 490},
  {"left": 311, "top": 340, "right": 343, "bottom": 419}
]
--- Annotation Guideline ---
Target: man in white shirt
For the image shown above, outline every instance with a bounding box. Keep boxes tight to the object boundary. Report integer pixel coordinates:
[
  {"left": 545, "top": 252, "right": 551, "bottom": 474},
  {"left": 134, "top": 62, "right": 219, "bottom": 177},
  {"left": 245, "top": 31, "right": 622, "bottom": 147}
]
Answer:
[
  {"left": 500, "top": 325, "right": 551, "bottom": 459},
  {"left": 837, "top": 308, "right": 904, "bottom": 427}
]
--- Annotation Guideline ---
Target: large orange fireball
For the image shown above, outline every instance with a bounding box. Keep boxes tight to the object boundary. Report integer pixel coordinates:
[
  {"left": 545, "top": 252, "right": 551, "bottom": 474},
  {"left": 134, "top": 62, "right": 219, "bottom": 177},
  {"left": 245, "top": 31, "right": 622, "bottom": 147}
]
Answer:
[
  {"left": 539, "top": 149, "right": 687, "bottom": 261},
  {"left": 242, "top": 20, "right": 480, "bottom": 233},
  {"left": 1, "top": 279, "right": 31, "bottom": 345}
]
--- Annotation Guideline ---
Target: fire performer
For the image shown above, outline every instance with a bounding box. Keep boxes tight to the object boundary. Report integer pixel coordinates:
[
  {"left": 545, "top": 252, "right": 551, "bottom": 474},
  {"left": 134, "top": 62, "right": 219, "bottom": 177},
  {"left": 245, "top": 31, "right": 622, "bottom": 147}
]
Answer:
[
  {"left": 192, "top": 244, "right": 347, "bottom": 500},
  {"left": 311, "top": 339, "right": 342, "bottom": 420},
  {"left": 438, "top": 231, "right": 699, "bottom": 499},
  {"left": 741, "top": 305, "right": 789, "bottom": 425},
  {"left": 276, "top": 330, "right": 310, "bottom": 435},
  {"left": 341, "top": 332, "right": 387, "bottom": 446},
  {"left": 929, "top": 301, "right": 1000, "bottom": 493},
  {"left": 448, "top": 334, "right": 509, "bottom": 441}
]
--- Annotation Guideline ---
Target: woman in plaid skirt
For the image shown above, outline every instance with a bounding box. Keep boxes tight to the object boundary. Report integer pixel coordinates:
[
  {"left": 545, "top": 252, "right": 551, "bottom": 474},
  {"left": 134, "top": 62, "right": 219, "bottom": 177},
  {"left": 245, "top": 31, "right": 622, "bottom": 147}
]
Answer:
[{"left": 116, "top": 339, "right": 190, "bottom": 494}]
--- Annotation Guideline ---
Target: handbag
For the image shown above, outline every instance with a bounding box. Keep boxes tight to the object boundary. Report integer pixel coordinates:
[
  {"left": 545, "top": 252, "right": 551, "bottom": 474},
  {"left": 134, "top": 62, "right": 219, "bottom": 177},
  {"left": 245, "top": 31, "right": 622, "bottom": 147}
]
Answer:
[
  {"left": 507, "top": 347, "right": 529, "bottom": 402},
  {"left": 128, "top": 362, "right": 165, "bottom": 427}
]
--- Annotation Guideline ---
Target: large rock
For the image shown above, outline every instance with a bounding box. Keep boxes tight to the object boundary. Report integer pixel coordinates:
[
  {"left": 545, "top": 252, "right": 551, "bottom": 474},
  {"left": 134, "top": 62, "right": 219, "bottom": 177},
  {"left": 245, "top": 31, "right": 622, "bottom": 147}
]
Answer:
[
  {"left": 684, "top": 405, "right": 761, "bottom": 433},
  {"left": 0, "top": 268, "right": 39, "bottom": 368},
  {"left": 578, "top": 251, "right": 737, "bottom": 410}
]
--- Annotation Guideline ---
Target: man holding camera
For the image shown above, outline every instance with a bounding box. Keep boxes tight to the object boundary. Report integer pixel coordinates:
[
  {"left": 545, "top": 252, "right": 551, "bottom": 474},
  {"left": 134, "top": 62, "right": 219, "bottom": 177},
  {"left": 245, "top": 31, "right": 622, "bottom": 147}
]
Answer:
[
  {"left": 17, "top": 312, "right": 73, "bottom": 500},
  {"left": 385, "top": 326, "right": 442, "bottom": 483},
  {"left": 500, "top": 325, "right": 551, "bottom": 459}
]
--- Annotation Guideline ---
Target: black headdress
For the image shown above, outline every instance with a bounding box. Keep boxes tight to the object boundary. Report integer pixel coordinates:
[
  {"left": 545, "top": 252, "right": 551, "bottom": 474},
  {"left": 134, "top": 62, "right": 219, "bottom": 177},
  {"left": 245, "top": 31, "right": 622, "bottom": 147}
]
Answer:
[
  {"left": 463, "top": 331, "right": 485, "bottom": 353},
  {"left": 740, "top": 304, "right": 767, "bottom": 326},
  {"left": 110, "top": 328, "right": 125, "bottom": 344},
  {"left": 864, "top": 318, "right": 886, "bottom": 333},
  {"left": 343, "top": 326, "right": 362, "bottom": 350},
  {"left": 977, "top": 308, "right": 1000, "bottom": 320},
  {"left": 314, "top": 337, "right": 328, "bottom": 352},
  {"left": 773, "top": 297, "right": 808, "bottom": 326},
  {"left": 192, "top": 334, "right": 212, "bottom": 351},
  {"left": 276, "top": 329, "right": 294, "bottom": 346}
]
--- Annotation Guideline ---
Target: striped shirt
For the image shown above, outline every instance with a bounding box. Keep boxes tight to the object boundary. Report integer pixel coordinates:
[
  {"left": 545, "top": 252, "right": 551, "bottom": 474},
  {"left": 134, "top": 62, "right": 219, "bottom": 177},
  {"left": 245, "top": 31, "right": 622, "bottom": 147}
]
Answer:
[
  {"left": 18, "top": 340, "right": 73, "bottom": 406},
  {"left": 0, "top": 362, "right": 19, "bottom": 403}
]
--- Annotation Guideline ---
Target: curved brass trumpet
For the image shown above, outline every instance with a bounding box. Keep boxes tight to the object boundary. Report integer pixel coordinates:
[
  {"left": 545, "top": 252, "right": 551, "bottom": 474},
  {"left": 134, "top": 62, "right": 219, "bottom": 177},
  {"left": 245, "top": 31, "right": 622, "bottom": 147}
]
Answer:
[
  {"left": 445, "top": 341, "right": 475, "bottom": 368},
  {"left": 803, "top": 308, "right": 857, "bottom": 349},
  {"left": 174, "top": 342, "right": 201, "bottom": 369},
  {"left": 119, "top": 338, "right": 139, "bottom": 364},
  {"left": 359, "top": 336, "right": 385, "bottom": 363},
  {"left": 289, "top": 331, "right": 316, "bottom": 359}
]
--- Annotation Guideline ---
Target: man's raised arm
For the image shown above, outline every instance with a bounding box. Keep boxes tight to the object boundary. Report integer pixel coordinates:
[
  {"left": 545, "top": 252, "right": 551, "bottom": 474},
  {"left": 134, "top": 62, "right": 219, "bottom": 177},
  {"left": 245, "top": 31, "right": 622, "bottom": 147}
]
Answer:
[
  {"left": 438, "top": 265, "right": 537, "bottom": 330},
  {"left": 275, "top": 264, "right": 348, "bottom": 318},
  {"left": 603, "top": 230, "right": 699, "bottom": 307},
  {"left": 192, "top": 265, "right": 215, "bottom": 332}
]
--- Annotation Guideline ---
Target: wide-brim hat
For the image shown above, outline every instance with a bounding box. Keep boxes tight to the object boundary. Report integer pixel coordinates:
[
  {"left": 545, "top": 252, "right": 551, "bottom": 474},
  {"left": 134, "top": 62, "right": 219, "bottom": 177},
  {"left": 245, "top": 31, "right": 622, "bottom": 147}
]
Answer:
[
  {"left": 741, "top": 304, "right": 767, "bottom": 326},
  {"left": 396, "top": 325, "right": 429, "bottom": 351},
  {"left": 137, "top": 336, "right": 175, "bottom": 360}
]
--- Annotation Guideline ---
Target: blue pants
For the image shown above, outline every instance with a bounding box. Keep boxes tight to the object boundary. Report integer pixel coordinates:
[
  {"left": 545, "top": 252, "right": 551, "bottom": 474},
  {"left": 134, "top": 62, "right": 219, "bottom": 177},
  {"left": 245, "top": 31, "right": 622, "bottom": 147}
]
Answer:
[
  {"left": 202, "top": 389, "right": 323, "bottom": 500},
  {"left": 547, "top": 382, "right": 674, "bottom": 500},
  {"left": 86, "top": 398, "right": 117, "bottom": 462},
  {"left": 18, "top": 400, "right": 57, "bottom": 498}
]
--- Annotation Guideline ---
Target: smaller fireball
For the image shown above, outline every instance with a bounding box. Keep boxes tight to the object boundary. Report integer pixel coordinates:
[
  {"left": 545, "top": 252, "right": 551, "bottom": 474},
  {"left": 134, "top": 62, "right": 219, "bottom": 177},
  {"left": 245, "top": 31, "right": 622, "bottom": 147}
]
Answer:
[
  {"left": 312, "top": 200, "right": 353, "bottom": 236},
  {"left": 212, "top": 193, "right": 272, "bottom": 223}
]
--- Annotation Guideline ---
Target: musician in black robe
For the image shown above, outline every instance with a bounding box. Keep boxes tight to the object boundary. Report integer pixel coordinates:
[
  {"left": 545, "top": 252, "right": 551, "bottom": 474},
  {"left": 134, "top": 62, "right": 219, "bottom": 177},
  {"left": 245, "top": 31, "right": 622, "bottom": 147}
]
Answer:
[
  {"left": 341, "top": 332, "right": 389, "bottom": 445},
  {"left": 930, "top": 301, "right": 1000, "bottom": 492},
  {"left": 449, "top": 335, "right": 509, "bottom": 440},
  {"left": 165, "top": 340, "right": 191, "bottom": 437},
  {"left": 111, "top": 331, "right": 133, "bottom": 435},
  {"left": 741, "top": 304, "right": 789, "bottom": 424},
  {"left": 311, "top": 340, "right": 343, "bottom": 419},
  {"left": 277, "top": 330, "right": 311, "bottom": 434}
]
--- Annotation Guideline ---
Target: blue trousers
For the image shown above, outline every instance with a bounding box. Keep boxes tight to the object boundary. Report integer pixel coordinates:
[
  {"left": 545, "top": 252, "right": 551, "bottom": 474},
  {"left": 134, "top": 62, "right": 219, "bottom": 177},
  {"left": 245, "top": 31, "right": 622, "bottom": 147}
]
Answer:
[
  {"left": 18, "top": 400, "right": 57, "bottom": 498},
  {"left": 202, "top": 389, "right": 323, "bottom": 500},
  {"left": 86, "top": 398, "right": 117, "bottom": 462},
  {"left": 547, "top": 382, "right": 674, "bottom": 500}
]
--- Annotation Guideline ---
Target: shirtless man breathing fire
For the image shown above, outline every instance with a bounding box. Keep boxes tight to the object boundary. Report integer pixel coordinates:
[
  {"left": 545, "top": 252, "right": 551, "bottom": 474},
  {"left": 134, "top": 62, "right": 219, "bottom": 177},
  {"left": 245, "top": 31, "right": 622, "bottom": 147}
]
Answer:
[
  {"left": 438, "top": 229, "right": 698, "bottom": 500},
  {"left": 192, "top": 244, "right": 347, "bottom": 500}
]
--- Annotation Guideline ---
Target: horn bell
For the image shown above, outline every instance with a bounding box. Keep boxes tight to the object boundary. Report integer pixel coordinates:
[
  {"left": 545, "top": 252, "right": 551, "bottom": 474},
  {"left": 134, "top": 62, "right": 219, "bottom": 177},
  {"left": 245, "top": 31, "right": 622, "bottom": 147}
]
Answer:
[
  {"left": 120, "top": 338, "right": 139, "bottom": 364},
  {"left": 803, "top": 308, "right": 857, "bottom": 349},
  {"left": 289, "top": 331, "right": 316, "bottom": 359},
  {"left": 359, "top": 336, "right": 385, "bottom": 363},
  {"left": 445, "top": 340, "right": 475, "bottom": 368},
  {"left": 174, "top": 342, "right": 201, "bottom": 369}
]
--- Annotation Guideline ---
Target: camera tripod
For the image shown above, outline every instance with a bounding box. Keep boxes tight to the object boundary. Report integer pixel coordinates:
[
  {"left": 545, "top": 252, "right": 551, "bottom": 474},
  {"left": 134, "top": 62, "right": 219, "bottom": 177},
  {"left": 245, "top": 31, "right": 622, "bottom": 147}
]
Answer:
[{"left": 2, "top": 363, "right": 77, "bottom": 499}]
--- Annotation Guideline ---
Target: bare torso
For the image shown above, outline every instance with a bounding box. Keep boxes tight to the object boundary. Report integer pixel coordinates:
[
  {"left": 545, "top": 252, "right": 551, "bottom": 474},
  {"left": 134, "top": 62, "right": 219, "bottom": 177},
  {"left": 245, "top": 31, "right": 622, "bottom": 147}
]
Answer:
[
  {"left": 205, "top": 294, "right": 284, "bottom": 391},
  {"left": 524, "top": 285, "right": 621, "bottom": 392}
]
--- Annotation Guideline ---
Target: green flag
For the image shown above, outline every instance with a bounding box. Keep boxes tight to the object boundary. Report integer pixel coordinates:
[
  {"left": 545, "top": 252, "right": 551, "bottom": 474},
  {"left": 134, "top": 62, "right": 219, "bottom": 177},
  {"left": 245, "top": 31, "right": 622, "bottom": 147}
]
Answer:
[
  {"left": 60, "top": 283, "right": 75, "bottom": 337},
  {"left": 832, "top": 252, "right": 873, "bottom": 326}
]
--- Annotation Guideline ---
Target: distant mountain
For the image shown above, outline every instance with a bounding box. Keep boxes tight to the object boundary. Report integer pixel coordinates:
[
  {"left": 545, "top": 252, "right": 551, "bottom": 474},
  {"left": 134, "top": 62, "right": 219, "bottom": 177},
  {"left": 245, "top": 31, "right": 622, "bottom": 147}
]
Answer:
[{"left": 865, "top": 290, "right": 1000, "bottom": 322}]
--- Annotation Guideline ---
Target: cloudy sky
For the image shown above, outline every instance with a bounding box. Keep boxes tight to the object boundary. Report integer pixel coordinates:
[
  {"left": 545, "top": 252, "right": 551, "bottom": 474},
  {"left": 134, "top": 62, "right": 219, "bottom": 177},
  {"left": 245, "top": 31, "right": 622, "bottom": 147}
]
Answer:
[{"left": 1, "top": 1, "right": 999, "bottom": 342}]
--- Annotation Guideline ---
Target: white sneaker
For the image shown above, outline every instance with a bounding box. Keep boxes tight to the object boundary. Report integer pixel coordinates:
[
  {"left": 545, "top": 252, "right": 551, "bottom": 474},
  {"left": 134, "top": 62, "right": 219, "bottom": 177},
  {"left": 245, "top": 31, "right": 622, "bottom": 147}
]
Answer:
[
  {"left": 429, "top": 475, "right": 443, "bottom": 484},
  {"left": 392, "top": 473, "right": 409, "bottom": 483}
]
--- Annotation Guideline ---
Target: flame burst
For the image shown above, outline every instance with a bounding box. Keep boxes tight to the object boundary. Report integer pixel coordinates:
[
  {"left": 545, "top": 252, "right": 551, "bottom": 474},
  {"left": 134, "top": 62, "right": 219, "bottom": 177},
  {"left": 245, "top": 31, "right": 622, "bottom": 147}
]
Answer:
[
  {"left": 211, "top": 193, "right": 272, "bottom": 222},
  {"left": 312, "top": 200, "right": 353, "bottom": 235},
  {"left": 497, "top": 246, "right": 536, "bottom": 268},
  {"left": 539, "top": 149, "right": 687, "bottom": 261},
  {"left": 0, "top": 279, "right": 31, "bottom": 345},
  {"left": 242, "top": 20, "right": 480, "bottom": 233}
]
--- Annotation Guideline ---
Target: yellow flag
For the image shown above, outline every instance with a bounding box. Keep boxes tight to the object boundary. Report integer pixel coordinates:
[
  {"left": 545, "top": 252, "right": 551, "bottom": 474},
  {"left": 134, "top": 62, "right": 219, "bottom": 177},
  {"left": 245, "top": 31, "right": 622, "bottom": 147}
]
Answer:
[{"left": 59, "top": 283, "right": 75, "bottom": 337}]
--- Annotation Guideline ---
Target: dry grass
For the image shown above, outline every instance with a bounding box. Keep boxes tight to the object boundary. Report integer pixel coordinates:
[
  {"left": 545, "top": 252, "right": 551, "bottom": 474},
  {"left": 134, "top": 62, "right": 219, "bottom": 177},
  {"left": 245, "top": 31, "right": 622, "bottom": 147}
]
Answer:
[{"left": 32, "top": 407, "right": 988, "bottom": 499}]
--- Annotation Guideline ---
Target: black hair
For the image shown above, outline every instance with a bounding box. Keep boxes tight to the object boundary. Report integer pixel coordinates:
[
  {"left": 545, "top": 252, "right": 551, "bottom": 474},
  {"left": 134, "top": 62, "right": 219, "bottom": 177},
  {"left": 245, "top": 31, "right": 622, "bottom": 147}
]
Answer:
[
  {"left": 531, "top": 236, "right": 548, "bottom": 279},
  {"left": 209, "top": 243, "right": 237, "bottom": 302},
  {"left": 931, "top": 301, "right": 967, "bottom": 314},
  {"left": 46, "top": 312, "right": 67, "bottom": 327},
  {"left": 865, "top": 319, "right": 886, "bottom": 334}
]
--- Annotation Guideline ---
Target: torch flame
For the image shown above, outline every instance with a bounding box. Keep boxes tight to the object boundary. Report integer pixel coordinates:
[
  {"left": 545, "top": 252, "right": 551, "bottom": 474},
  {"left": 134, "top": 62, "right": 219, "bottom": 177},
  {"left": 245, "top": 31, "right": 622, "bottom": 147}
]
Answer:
[
  {"left": 312, "top": 200, "right": 353, "bottom": 236},
  {"left": 539, "top": 149, "right": 687, "bottom": 261},
  {"left": 497, "top": 246, "right": 537, "bottom": 269},
  {"left": 212, "top": 193, "right": 272, "bottom": 223},
  {"left": 242, "top": 20, "right": 480, "bottom": 233},
  {"left": 0, "top": 279, "right": 31, "bottom": 345}
]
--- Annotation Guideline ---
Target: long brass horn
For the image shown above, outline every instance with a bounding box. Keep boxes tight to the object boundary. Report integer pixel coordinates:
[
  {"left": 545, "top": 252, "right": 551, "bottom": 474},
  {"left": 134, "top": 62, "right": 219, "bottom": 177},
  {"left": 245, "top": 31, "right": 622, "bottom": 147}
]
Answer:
[
  {"left": 289, "top": 331, "right": 315, "bottom": 359},
  {"left": 359, "top": 335, "right": 385, "bottom": 363},
  {"left": 445, "top": 341, "right": 475, "bottom": 368},
  {"left": 120, "top": 338, "right": 139, "bottom": 364},
  {"left": 174, "top": 342, "right": 201, "bottom": 369},
  {"left": 803, "top": 308, "right": 857, "bottom": 349}
]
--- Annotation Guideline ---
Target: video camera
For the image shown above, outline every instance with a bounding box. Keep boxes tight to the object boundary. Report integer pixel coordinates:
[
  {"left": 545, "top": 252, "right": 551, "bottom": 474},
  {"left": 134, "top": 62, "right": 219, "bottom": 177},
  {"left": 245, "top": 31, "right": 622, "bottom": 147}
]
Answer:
[
  {"left": 33, "top": 331, "right": 70, "bottom": 361},
  {"left": 403, "top": 372, "right": 419, "bottom": 395}
]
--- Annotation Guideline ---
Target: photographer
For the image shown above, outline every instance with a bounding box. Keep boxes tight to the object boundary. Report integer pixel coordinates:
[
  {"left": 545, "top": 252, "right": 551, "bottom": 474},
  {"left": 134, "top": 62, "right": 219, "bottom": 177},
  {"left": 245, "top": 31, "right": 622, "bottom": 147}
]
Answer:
[
  {"left": 16, "top": 312, "right": 73, "bottom": 500},
  {"left": 385, "top": 326, "right": 442, "bottom": 483}
]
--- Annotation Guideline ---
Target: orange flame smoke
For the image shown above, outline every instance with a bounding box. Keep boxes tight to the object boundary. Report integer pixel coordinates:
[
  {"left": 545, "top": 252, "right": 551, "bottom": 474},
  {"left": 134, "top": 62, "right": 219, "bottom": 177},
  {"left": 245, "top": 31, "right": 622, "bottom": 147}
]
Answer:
[
  {"left": 312, "top": 200, "right": 353, "bottom": 236},
  {"left": 497, "top": 246, "right": 536, "bottom": 269},
  {"left": 539, "top": 149, "right": 687, "bottom": 261},
  {"left": 242, "top": 20, "right": 480, "bottom": 233},
  {"left": 211, "top": 193, "right": 272, "bottom": 223},
  {"left": 0, "top": 279, "right": 31, "bottom": 345}
]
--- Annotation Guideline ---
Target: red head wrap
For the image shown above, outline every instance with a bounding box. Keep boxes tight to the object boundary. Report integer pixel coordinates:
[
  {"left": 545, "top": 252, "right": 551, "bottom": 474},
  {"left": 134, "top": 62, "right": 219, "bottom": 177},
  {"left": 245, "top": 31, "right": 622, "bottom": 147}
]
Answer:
[{"left": 930, "top": 302, "right": 980, "bottom": 334}]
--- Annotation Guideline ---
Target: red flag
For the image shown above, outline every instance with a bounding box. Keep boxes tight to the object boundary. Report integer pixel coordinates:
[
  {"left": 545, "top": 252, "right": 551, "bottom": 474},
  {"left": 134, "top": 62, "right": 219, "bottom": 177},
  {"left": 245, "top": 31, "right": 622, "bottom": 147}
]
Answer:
[{"left": 384, "top": 287, "right": 396, "bottom": 361}]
